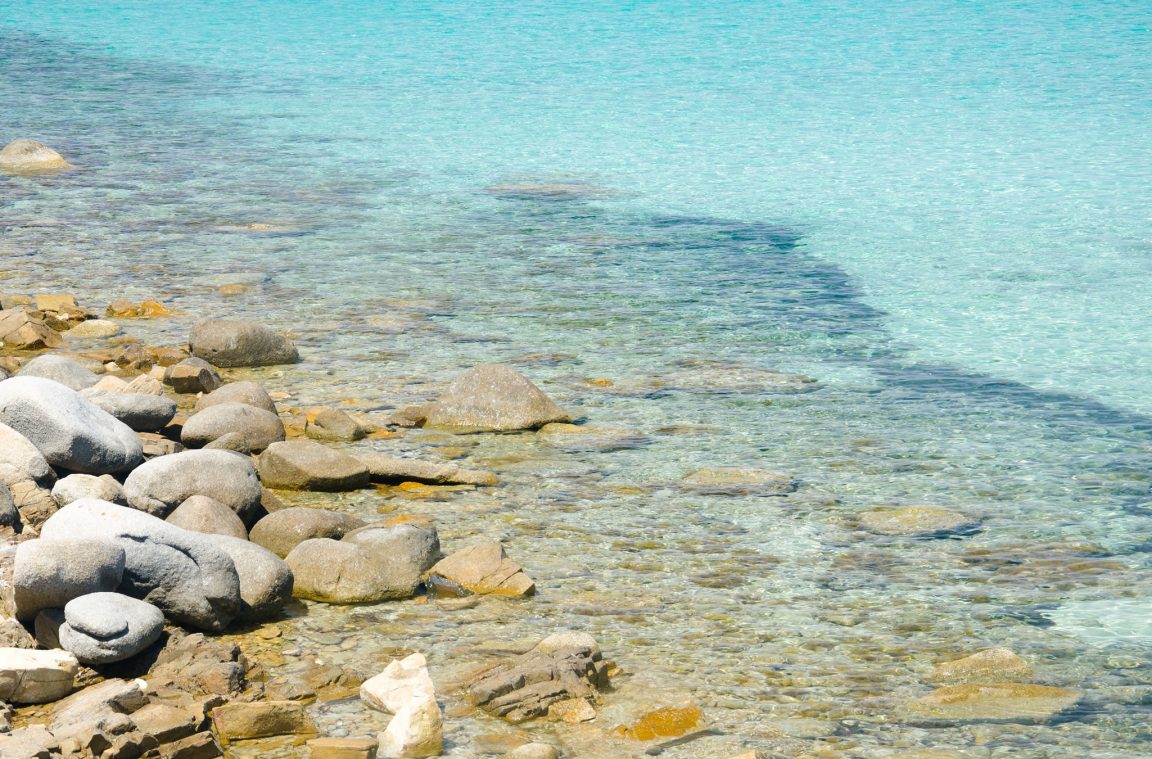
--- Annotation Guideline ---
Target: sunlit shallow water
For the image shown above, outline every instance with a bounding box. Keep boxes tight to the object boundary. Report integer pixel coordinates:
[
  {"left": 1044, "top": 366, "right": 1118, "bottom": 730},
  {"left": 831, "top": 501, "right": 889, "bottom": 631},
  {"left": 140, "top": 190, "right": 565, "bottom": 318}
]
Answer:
[{"left": 3, "top": 2, "right": 1152, "bottom": 756}]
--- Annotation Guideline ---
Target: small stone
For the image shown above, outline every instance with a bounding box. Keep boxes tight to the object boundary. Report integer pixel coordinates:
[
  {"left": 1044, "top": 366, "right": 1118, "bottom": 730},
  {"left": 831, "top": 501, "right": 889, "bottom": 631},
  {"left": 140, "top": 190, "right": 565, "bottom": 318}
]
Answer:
[
  {"left": 211, "top": 700, "right": 317, "bottom": 743},
  {"left": 306, "top": 406, "right": 368, "bottom": 441},
  {"left": 166, "top": 361, "right": 223, "bottom": 395},
  {"left": 860, "top": 506, "right": 976, "bottom": 536},
  {"left": 503, "top": 744, "right": 560, "bottom": 759},
  {"left": 929, "top": 648, "right": 1033, "bottom": 685},
  {"left": 547, "top": 697, "right": 596, "bottom": 723}
]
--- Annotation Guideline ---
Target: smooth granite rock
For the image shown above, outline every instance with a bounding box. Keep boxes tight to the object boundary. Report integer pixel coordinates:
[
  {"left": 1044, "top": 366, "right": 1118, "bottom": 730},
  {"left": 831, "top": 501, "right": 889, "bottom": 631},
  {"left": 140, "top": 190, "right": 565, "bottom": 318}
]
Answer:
[
  {"left": 205, "top": 534, "right": 294, "bottom": 623},
  {"left": 250, "top": 507, "right": 366, "bottom": 558},
  {"left": 67, "top": 319, "right": 121, "bottom": 339},
  {"left": 0, "top": 421, "right": 55, "bottom": 487},
  {"left": 51, "top": 473, "right": 127, "bottom": 507},
  {"left": 427, "top": 540, "right": 535, "bottom": 597},
  {"left": 257, "top": 440, "right": 370, "bottom": 491},
  {"left": 305, "top": 406, "right": 367, "bottom": 441},
  {"left": 13, "top": 537, "right": 126, "bottom": 621},
  {"left": 0, "top": 648, "right": 78, "bottom": 703},
  {"left": 80, "top": 390, "right": 177, "bottom": 432},
  {"left": 193, "top": 380, "right": 278, "bottom": 415},
  {"left": 287, "top": 539, "right": 422, "bottom": 603},
  {"left": 0, "top": 139, "right": 72, "bottom": 172},
  {"left": 55, "top": 592, "right": 165, "bottom": 664},
  {"left": 16, "top": 355, "right": 100, "bottom": 390},
  {"left": 189, "top": 319, "right": 300, "bottom": 368},
  {"left": 166, "top": 494, "right": 248, "bottom": 539},
  {"left": 181, "top": 402, "right": 284, "bottom": 452},
  {"left": 422, "top": 364, "right": 570, "bottom": 432},
  {"left": 0, "top": 483, "right": 19, "bottom": 534},
  {"left": 0, "top": 377, "right": 144, "bottom": 474},
  {"left": 123, "top": 449, "right": 263, "bottom": 523},
  {"left": 343, "top": 523, "right": 441, "bottom": 573},
  {"left": 39, "top": 499, "right": 242, "bottom": 631}
]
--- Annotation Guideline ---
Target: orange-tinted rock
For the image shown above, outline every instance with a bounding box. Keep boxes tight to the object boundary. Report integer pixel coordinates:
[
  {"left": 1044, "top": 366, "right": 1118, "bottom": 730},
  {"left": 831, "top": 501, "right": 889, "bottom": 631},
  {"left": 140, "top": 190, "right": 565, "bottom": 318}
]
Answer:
[
  {"left": 611, "top": 705, "right": 703, "bottom": 741},
  {"left": 908, "top": 683, "right": 1080, "bottom": 723},
  {"left": 929, "top": 648, "right": 1032, "bottom": 685}
]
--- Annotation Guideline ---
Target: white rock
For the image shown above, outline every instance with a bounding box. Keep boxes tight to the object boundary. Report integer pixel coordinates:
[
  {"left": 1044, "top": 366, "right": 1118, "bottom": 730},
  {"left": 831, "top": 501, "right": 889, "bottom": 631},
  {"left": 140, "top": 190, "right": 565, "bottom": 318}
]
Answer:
[
  {"left": 0, "top": 421, "right": 54, "bottom": 487},
  {"left": 361, "top": 653, "right": 435, "bottom": 714},
  {"left": 0, "top": 648, "right": 78, "bottom": 703},
  {"left": 378, "top": 696, "right": 442, "bottom": 758}
]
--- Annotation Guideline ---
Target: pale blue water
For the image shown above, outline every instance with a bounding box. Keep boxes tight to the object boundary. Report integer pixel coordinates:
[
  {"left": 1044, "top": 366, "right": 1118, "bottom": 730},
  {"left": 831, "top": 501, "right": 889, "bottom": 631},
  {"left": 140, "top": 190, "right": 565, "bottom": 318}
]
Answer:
[{"left": 4, "top": 1, "right": 1152, "bottom": 756}]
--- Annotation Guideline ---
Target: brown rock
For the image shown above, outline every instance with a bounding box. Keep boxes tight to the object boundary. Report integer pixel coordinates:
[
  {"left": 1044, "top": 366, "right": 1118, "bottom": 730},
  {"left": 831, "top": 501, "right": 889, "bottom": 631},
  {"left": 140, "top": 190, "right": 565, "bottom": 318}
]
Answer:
[
  {"left": 0, "top": 309, "right": 64, "bottom": 350},
  {"left": 611, "top": 705, "right": 703, "bottom": 740},
  {"left": 422, "top": 364, "right": 570, "bottom": 432},
  {"left": 306, "top": 736, "right": 379, "bottom": 758},
  {"left": 305, "top": 407, "right": 367, "bottom": 441},
  {"left": 681, "top": 468, "right": 796, "bottom": 496},
  {"left": 131, "top": 702, "right": 200, "bottom": 743},
  {"left": 161, "top": 731, "right": 224, "bottom": 758},
  {"left": 427, "top": 540, "right": 535, "bottom": 597},
  {"left": 9, "top": 479, "right": 58, "bottom": 532},
  {"left": 211, "top": 700, "right": 317, "bottom": 743},
  {"left": 257, "top": 440, "right": 370, "bottom": 491},
  {"left": 860, "top": 506, "right": 977, "bottom": 536},
  {"left": 147, "top": 631, "right": 247, "bottom": 698},
  {"left": 908, "top": 683, "right": 1080, "bottom": 723},
  {"left": 929, "top": 648, "right": 1033, "bottom": 685}
]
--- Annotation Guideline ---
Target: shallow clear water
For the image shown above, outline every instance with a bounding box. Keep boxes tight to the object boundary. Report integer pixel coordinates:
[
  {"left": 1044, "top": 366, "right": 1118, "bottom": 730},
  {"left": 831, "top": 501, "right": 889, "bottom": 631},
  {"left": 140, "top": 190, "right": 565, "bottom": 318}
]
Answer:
[{"left": 4, "top": 1, "right": 1152, "bottom": 756}]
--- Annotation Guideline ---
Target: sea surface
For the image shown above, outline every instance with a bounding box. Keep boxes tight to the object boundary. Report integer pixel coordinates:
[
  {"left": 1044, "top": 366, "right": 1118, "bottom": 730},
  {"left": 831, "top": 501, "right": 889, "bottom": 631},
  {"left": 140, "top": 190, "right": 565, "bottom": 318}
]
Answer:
[{"left": 3, "top": 1, "right": 1152, "bottom": 756}]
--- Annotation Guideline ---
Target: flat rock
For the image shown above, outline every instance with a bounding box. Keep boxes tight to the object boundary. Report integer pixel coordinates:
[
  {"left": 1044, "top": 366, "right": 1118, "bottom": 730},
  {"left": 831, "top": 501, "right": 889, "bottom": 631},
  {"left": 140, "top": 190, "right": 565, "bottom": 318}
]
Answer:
[
  {"left": 206, "top": 534, "right": 294, "bottom": 622},
  {"left": 287, "top": 538, "right": 423, "bottom": 603},
  {"left": 194, "top": 380, "right": 278, "bottom": 414},
  {"left": 189, "top": 319, "right": 300, "bottom": 368},
  {"left": 0, "top": 139, "right": 72, "bottom": 172},
  {"left": 306, "top": 406, "right": 368, "bottom": 441},
  {"left": 422, "top": 364, "right": 570, "bottom": 432},
  {"left": 55, "top": 592, "right": 165, "bottom": 664},
  {"left": 211, "top": 700, "right": 316, "bottom": 742},
  {"left": 306, "top": 736, "right": 380, "bottom": 758},
  {"left": 51, "top": 473, "right": 126, "bottom": 506},
  {"left": 257, "top": 440, "right": 370, "bottom": 491},
  {"left": 250, "top": 507, "right": 366, "bottom": 557},
  {"left": 360, "top": 453, "right": 498, "bottom": 486},
  {"left": 14, "top": 537, "right": 126, "bottom": 621},
  {"left": 0, "top": 647, "right": 78, "bottom": 703},
  {"left": 182, "top": 402, "right": 285, "bottom": 452},
  {"left": 0, "top": 376, "right": 144, "bottom": 474},
  {"left": 0, "top": 421, "right": 54, "bottom": 486},
  {"left": 40, "top": 499, "right": 241, "bottom": 632},
  {"left": 123, "top": 449, "right": 263, "bottom": 523},
  {"left": 929, "top": 648, "right": 1033, "bottom": 685},
  {"left": 68, "top": 319, "right": 122, "bottom": 338},
  {"left": 860, "top": 506, "right": 977, "bottom": 536},
  {"left": 48, "top": 677, "right": 148, "bottom": 732},
  {"left": 81, "top": 389, "right": 177, "bottom": 432},
  {"left": 167, "top": 494, "right": 249, "bottom": 539},
  {"left": 680, "top": 467, "right": 797, "bottom": 496},
  {"left": 0, "top": 725, "right": 59, "bottom": 758},
  {"left": 907, "top": 683, "right": 1081, "bottom": 723},
  {"left": 427, "top": 540, "right": 535, "bottom": 597},
  {"left": 17, "top": 355, "right": 100, "bottom": 390}
]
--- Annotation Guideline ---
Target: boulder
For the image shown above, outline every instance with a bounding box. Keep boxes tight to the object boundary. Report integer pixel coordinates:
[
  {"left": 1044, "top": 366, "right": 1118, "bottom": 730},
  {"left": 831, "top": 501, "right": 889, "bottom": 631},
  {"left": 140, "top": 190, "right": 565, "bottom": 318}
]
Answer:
[
  {"left": 123, "top": 449, "right": 263, "bottom": 523},
  {"left": 250, "top": 507, "right": 365, "bottom": 558},
  {"left": 16, "top": 355, "right": 100, "bottom": 390},
  {"left": 0, "top": 308, "right": 63, "bottom": 350},
  {"left": 204, "top": 431, "right": 254, "bottom": 452},
  {"left": 421, "top": 364, "right": 569, "bottom": 432},
  {"left": 51, "top": 473, "right": 126, "bottom": 507},
  {"left": 287, "top": 539, "right": 422, "bottom": 603},
  {"left": 0, "top": 139, "right": 72, "bottom": 172},
  {"left": 0, "top": 648, "right": 78, "bottom": 703},
  {"left": 306, "top": 406, "right": 367, "bottom": 441},
  {"left": 466, "top": 632, "right": 609, "bottom": 723},
  {"left": 68, "top": 319, "right": 121, "bottom": 339},
  {"left": 427, "top": 540, "right": 535, "bottom": 597},
  {"left": 359, "top": 453, "right": 498, "bottom": 487},
  {"left": 907, "top": 683, "right": 1081, "bottom": 723},
  {"left": 189, "top": 319, "right": 300, "bottom": 368},
  {"left": 205, "top": 534, "right": 294, "bottom": 623},
  {"left": 257, "top": 440, "right": 371, "bottom": 491},
  {"left": 378, "top": 697, "right": 442, "bottom": 758},
  {"left": 181, "top": 402, "right": 284, "bottom": 452},
  {"left": 361, "top": 653, "right": 435, "bottom": 714},
  {"left": 39, "top": 499, "right": 242, "bottom": 631},
  {"left": 194, "top": 380, "right": 277, "bottom": 414},
  {"left": 80, "top": 390, "right": 177, "bottom": 432},
  {"left": 13, "top": 537, "right": 126, "bottom": 621},
  {"left": 929, "top": 648, "right": 1033, "bottom": 685},
  {"left": 859, "top": 506, "right": 977, "bottom": 536},
  {"left": 0, "top": 377, "right": 144, "bottom": 474},
  {"left": 680, "top": 467, "right": 797, "bottom": 496},
  {"left": 344, "top": 523, "right": 441, "bottom": 572},
  {"left": 52, "top": 592, "right": 165, "bottom": 664},
  {"left": 0, "top": 421, "right": 55, "bottom": 486},
  {"left": 167, "top": 495, "right": 248, "bottom": 539},
  {"left": 211, "top": 701, "right": 316, "bottom": 742},
  {"left": 165, "top": 359, "right": 223, "bottom": 395}
]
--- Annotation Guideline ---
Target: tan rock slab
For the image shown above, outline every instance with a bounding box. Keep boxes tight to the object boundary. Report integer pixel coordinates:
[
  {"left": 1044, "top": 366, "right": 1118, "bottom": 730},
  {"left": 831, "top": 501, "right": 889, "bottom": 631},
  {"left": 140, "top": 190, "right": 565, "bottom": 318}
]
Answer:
[
  {"left": 908, "top": 683, "right": 1080, "bottom": 723},
  {"left": 0, "top": 647, "right": 78, "bottom": 703},
  {"left": 861, "top": 505, "right": 976, "bottom": 536},
  {"left": 427, "top": 540, "right": 535, "bottom": 597},
  {"left": 211, "top": 700, "right": 317, "bottom": 743},
  {"left": 307, "top": 736, "right": 379, "bottom": 758},
  {"left": 681, "top": 467, "right": 796, "bottom": 496},
  {"left": 930, "top": 648, "right": 1033, "bottom": 685}
]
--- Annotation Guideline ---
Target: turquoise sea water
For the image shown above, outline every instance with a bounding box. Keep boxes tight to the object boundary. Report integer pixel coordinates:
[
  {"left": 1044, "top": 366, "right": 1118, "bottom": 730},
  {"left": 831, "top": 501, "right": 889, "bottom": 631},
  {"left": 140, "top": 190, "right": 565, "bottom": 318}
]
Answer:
[{"left": 4, "top": 1, "right": 1152, "bottom": 756}]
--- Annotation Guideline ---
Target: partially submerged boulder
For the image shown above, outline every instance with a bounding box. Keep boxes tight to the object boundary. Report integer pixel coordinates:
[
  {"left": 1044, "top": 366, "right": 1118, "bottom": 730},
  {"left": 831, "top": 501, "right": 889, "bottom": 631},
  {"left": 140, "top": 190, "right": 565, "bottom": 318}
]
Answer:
[
  {"left": 421, "top": 364, "right": 570, "bottom": 432},
  {"left": 305, "top": 406, "right": 367, "bottom": 441},
  {"left": 123, "top": 449, "right": 263, "bottom": 523},
  {"left": 189, "top": 319, "right": 300, "bottom": 368},
  {"left": 287, "top": 539, "right": 424, "bottom": 603},
  {"left": 360, "top": 453, "right": 498, "bottom": 487},
  {"left": 194, "top": 380, "right": 278, "bottom": 415},
  {"left": 427, "top": 540, "right": 535, "bottom": 597},
  {"left": 0, "top": 139, "right": 72, "bottom": 173},
  {"left": 257, "top": 440, "right": 370, "bottom": 491}
]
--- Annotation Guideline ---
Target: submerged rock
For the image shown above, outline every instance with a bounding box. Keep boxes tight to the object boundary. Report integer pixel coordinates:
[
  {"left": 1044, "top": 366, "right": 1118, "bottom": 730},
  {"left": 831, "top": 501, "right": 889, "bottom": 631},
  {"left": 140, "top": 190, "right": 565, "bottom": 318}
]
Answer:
[
  {"left": 68, "top": 319, "right": 121, "bottom": 339},
  {"left": 189, "top": 319, "right": 300, "bottom": 368},
  {"left": 305, "top": 406, "right": 367, "bottom": 441},
  {"left": 929, "top": 648, "right": 1033, "bottom": 685},
  {"left": 360, "top": 452, "right": 498, "bottom": 486},
  {"left": 680, "top": 467, "right": 796, "bottom": 496},
  {"left": 907, "top": 683, "right": 1080, "bottom": 723},
  {"left": 0, "top": 139, "right": 72, "bottom": 172},
  {"left": 421, "top": 364, "right": 570, "bottom": 432},
  {"left": 859, "top": 506, "right": 977, "bottom": 536}
]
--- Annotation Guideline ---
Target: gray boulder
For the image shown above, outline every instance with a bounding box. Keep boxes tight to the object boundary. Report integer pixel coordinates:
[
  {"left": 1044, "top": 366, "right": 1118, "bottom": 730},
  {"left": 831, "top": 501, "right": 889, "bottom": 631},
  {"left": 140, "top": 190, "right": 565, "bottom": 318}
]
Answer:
[
  {"left": 0, "top": 421, "right": 54, "bottom": 486},
  {"left": 343, "top": 523, "right": 440, "bottom": 572},
  {"left": 13, "top": 538, "right": 126, "bottom": 621},
  {"left": 286, "top": 538, "right": 422, "bottom": 603},
  {"left": 51, "top": 474, "right": 126, "bottom": 507},
  {"left": 249, "top": 507, "right": 365, "bottom": 558},
  {"left": 166, "top": 495, "right": 248, "bottom": 539},
  {"left": 0, "top": 377, "right": 144, "bottom": 474},
  {"left": 193, "top": 381, "right": 277, "bottom": 415},
  {"left": 16, "top": 355, "right": 100, "bottom": 391},
  {"left": 80, "top": 390, "right": 177, "bottom": 432},
  {"left": 189, "top": 319, "right": 300, "bottom": 368},
  {"left": 422, "top": 364, "right": 570, "bottom": 432},
  {"left": 257, "top": 440, "right": 370, "bottom": 491},
  {"left": 51, "top": 593, "right": 165, "bottom": 664},
  {"left": 123, "top": 449, "right": 263, "bottom": 523},
  {"left": 206, "top": 535, "right": 293, "bottom": 622},
  {"left": 39, "top": 499, "right": 242, "bottom": 632},
  {"left": 180, "top": 402, "right": 284, "bottom": 452}
]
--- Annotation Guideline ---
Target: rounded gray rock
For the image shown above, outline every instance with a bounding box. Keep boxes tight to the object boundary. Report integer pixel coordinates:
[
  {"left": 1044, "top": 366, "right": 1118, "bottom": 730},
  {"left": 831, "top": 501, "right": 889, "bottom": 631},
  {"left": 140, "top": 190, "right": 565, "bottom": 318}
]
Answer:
[
  {"left": 166, "top": 495, "right": 248, "bottom": 539},
  {"left": 0, "top": 377, "right": 144, "bottom": 474},
  {"left": 343, "top": 523, "right": 441, "bottom": 573},
  {"left": 123, "top": 449, "right": 263, "bottom": 523},
  {"left": 80, "top": 390, "right": 177, "bottom": 432},
  {"left": 206, "top": 535, "right": 294, "bottom": 622},
  {"left": 13, "top": 538, "right": 126, "bottom": 621},
  {"left": 189, "top": 319, "right": 300, "bottom": 368},
  {"left": 16, "top": 355, "right": 100, "bottom": 391},
  {"left": 256, "top": 440, "right": 370, "bottom": 491},
  {"left": 51, "top": 473, "right": 126, "bottom": 507},
  {"left": 57, "top": 593, "right": 165, "bottom": 664},
  {"left": 180, "top": 402, "right": 284, "bottom": 453},
  {"left": 0, "top": 421, "right": 54, "bottom": 487},
  {"left": 193, "top": 381, "right": 277, "bottom": 415},
  {"left": 422, "top": 364, "right": 570, "bottom": 432},
  {"left": 287, "top": 538, "right": 422, "bottom": 603},
  {"left": 250, "top": 507, "right": 365, "bottom": 558}
]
